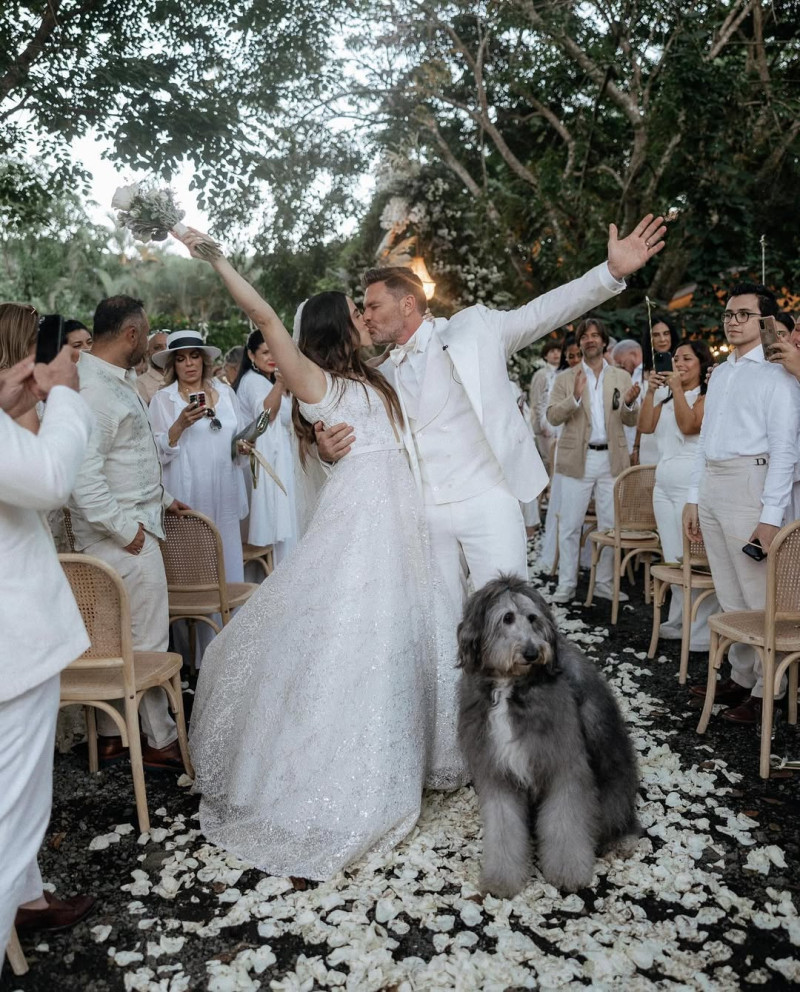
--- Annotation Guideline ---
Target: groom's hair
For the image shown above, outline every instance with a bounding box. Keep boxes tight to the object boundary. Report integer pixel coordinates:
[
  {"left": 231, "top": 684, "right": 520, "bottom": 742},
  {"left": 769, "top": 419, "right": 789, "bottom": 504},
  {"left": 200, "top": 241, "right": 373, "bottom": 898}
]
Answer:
[{"left": 363, "top": 267, "right": 427, "bottom": 315}]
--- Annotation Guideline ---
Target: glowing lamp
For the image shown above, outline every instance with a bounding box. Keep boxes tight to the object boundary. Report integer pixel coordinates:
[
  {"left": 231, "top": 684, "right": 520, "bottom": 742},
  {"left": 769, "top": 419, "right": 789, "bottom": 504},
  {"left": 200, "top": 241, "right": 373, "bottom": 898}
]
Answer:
[{"left": 409, "top": 256, "right": 436, "bottom": 300}]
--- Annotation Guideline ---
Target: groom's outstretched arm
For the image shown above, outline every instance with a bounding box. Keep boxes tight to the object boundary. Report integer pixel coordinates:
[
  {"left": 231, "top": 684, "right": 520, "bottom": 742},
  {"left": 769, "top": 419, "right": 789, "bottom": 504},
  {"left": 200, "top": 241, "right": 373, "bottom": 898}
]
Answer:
[{"left": 488, "top": 214, "right": 666, "bottom": 358}]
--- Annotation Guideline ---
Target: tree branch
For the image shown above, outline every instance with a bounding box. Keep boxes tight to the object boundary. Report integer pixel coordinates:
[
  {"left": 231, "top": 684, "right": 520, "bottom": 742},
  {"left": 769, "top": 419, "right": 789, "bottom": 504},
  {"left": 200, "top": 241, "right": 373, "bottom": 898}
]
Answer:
[{"left": 706, "top": 0, "right": 757, "bottom": 61}]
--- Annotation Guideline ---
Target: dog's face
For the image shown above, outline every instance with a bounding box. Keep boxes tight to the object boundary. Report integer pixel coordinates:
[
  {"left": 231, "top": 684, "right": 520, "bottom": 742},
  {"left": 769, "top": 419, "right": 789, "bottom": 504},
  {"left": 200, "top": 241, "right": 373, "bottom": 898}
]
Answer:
[{"left": 457, "top": 575, "right": 559, "bottom": 680}]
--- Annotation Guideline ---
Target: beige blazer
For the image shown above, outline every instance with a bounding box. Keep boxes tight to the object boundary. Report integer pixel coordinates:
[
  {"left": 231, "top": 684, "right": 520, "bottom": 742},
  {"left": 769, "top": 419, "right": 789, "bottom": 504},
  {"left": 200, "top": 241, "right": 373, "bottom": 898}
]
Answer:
[{"left": 546, "top": 364, "right": 639, "bottom": 479}]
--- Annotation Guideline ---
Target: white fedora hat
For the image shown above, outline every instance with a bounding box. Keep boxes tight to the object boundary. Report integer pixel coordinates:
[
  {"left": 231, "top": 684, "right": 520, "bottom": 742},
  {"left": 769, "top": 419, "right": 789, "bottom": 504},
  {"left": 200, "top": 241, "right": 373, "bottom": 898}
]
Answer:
[{"left": 151, "top": 329, "right": 221, "bottom": 369}]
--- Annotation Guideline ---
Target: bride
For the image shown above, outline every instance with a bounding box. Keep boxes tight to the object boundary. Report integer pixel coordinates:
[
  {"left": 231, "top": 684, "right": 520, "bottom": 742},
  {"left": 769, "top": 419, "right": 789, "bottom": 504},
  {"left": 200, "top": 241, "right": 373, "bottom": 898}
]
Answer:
[{"left": 180, "top": 230, "right": 458, "bottom": 880}]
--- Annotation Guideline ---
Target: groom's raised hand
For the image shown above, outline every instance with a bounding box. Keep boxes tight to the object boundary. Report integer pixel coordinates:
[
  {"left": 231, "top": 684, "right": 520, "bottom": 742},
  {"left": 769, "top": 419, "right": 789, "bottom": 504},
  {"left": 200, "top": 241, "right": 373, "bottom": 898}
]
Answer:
[
  {"left": 607, "top": 214, "right": 666, "bottom": 281},
  {"left": 315, "top": 421, "right": 355, "bottom": 463}
]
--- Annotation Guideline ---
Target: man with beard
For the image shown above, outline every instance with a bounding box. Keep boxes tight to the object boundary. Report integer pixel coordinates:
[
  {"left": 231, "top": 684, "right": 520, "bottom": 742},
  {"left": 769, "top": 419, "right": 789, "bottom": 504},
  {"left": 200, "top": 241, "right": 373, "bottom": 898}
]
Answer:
[
  {"left": 546, "top": 317, "right": 641, "bottom": 603},
  {"left": 69, "top": 297, "right": 188, "bottom": 770}
]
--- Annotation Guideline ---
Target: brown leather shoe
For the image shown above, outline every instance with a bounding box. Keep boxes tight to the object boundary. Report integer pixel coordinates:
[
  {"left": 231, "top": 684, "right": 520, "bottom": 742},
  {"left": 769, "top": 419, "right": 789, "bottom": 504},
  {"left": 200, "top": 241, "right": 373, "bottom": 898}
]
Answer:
[
  {"left": 15, "top": 892, "right": 96, "bottom": 933},
  {"left": 97, "top": 735, "right": 129, "bottom": 766},
  {"left": 721, "top": 695, "right": 762, "bottom": 725},
  {"left": 141, "top": 737, "right": 185, "bottom": 772},
  {"left": 689, "top": 678, "right": 751, "bottom": 706}
]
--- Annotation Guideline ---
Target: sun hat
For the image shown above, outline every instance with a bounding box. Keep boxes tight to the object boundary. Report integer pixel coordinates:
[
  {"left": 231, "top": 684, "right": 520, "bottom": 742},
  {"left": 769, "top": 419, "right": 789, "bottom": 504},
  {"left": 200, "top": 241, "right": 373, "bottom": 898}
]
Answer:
[{"left": 151, "top": 329, "right": 221, "bottom": 369}]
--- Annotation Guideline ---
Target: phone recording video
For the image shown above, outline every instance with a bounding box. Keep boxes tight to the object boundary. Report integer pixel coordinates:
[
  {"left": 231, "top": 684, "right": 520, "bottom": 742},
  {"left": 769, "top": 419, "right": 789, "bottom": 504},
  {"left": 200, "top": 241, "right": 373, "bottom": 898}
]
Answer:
[
  {"left": 188, "top": 391, "right": 207, "bottom": 407},
  {"left": 35, "top": 314, "right": 65, "bottom": 365},
  {"left": 653, "top": 351, "right": 674, "bottom": 374},
  {"left": 758, "top": 315, "right": 782, "bottom": 355}
]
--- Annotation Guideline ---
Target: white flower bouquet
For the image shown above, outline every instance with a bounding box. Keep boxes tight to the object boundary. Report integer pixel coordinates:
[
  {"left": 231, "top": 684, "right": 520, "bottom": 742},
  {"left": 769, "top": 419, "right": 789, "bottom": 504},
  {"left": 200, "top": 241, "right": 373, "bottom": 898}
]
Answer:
[{"left": 112, "top": 183, "right": 221, "bottom": 259}]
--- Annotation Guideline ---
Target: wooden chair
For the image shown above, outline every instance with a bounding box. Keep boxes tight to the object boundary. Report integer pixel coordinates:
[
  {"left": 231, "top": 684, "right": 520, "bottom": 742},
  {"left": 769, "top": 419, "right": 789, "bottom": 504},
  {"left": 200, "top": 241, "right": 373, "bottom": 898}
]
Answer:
[
  {"left": 242, "top": 542, "right": 274, "bottom": 579},
  {"left": 6, "top": 927, "right": 28, "bottom": 976},
  {"left": 58, "top": 554, "right": 193, "bottom": 833},
  {"left": 161, "top": 511, "right": 259, "bottom": 660},
  {"left": 697, "top": 519, "right": 800, "bottom": 779},
  {"left": 585, "top": 465, "right": 661, "bottom": 624},
  {"left": 647, "top": 523, "right": 716, "bottom": 684}
]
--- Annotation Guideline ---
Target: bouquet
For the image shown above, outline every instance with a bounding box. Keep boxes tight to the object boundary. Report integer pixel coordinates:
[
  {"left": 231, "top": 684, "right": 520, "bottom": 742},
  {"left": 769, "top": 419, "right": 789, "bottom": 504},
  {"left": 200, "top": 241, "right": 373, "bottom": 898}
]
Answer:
[{"left": 112, "top": 182, "right": 221, "bottom": 259}]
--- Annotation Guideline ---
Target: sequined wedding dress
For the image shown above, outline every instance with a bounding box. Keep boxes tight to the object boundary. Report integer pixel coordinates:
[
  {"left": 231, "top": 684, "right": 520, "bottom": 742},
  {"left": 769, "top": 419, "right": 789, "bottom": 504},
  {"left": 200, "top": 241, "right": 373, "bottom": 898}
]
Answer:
[{"left": 190, "top": 373, "right": 461, "bottom": 880}]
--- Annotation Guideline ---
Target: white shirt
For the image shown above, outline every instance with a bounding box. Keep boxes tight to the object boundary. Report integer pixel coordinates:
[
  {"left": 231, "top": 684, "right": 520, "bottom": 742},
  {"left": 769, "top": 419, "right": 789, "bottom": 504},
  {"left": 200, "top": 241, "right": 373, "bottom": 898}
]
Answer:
[
  {"left": 70, "top": 353, "right": 173, "bottom": 550},
  {"left": 577, "top": 360, "right": 609, "bottom": 444},
  {"left": 0, "top": 387, "right": 92, "bottom": 701},
  {"left": 688, "top": 345, "right": 800, "bottom": 525},
  {"left": 389, "top": 318, "right": 434, "bottom": 421}
]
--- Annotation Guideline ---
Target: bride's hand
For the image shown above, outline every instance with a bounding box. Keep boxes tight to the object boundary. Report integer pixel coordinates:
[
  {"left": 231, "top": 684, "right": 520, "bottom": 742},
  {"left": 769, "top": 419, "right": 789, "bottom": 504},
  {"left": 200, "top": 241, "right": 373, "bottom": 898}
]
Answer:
[{"left": 175, "top": 226, "right": 220, "bottom": 261}]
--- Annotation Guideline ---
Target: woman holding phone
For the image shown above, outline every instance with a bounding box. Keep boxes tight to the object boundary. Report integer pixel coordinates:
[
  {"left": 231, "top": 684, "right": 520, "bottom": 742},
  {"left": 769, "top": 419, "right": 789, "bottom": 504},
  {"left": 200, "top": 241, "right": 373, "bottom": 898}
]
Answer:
[{"left": 638, "top": 338, "right": 718, "bottom": 648}]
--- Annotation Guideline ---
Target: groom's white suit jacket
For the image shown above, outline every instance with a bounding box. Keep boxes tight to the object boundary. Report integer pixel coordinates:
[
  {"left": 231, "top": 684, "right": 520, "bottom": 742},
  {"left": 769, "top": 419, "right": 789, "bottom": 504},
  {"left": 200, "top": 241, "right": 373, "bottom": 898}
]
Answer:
[{"left": 379, "top": 261, "right": 625, "bottom": 504}]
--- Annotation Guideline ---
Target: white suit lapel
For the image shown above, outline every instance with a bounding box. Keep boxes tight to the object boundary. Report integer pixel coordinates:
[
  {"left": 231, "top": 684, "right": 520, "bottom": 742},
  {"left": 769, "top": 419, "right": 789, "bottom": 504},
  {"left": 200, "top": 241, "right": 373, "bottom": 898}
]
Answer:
[{"left": 437, "top": 319, "right": 483, "bottom": 422}]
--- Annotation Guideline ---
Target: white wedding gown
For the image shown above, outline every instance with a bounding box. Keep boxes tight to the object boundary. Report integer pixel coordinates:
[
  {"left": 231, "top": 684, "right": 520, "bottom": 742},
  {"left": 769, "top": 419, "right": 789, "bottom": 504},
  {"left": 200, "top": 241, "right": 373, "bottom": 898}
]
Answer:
[{"left": 190, "top": 373, "right": 462, "bottom": 880}]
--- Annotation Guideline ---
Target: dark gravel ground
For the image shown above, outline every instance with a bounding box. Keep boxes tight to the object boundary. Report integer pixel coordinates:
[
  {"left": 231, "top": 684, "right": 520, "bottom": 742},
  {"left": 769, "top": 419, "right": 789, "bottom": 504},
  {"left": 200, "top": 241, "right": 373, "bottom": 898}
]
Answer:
[{"left": 3, "top": 563, "right": 799, "bottom": 992}]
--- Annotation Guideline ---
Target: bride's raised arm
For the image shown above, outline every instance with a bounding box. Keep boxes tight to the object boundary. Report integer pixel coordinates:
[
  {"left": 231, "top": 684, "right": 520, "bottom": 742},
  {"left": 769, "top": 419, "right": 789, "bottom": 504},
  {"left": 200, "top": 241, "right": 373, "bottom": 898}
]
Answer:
[{"left": 175, "top": 228, "right": 327, "bottom": 404}]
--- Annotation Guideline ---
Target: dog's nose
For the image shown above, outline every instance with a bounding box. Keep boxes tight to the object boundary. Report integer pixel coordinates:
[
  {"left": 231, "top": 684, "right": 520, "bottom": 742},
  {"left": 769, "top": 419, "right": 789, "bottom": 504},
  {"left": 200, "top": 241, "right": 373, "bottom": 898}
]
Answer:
[{"left": 522, "top": 644, "right": 540, "bottom": 663}]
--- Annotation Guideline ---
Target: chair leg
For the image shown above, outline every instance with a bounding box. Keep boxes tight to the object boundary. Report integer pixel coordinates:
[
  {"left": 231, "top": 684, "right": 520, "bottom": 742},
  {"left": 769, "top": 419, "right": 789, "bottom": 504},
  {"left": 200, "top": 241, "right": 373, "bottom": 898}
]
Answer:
[
  {"left": 643, "top": 554, "right": 652, "bottom": 606},
  {"left": 6, "top": 926, "right": 28, "bottom": 976},
  {"left": 760, "top": 651, "right": 777, "bottom": 779},
  {"left": 647, "top": 578, "right": 663, "bottom": 659},
  {"left": 188, "top": 620, "right": 197, "bottom": 677},
  {"left": 168, "top": 674, "right": 194, "bottom": 779},
  {"left": 697, "top": 632, "right": 723, "bottom": 733},
  {"left": 584, "top": 540, "right": 599, "bottom": 606},
  {"left": 611, "top": 547, "right": 622, "bottom": 625},
  {"left": 85, "top": 705, "right": 99, "bottom": 774},
  {"left": 678, "top": 582, "right": 692, "bottom": 686},
  {"left": 126, "top": 696, "right": 150, "bottom": 834},
  {"left": 789, "top": 663, "right": 798, "bottom": 726}
]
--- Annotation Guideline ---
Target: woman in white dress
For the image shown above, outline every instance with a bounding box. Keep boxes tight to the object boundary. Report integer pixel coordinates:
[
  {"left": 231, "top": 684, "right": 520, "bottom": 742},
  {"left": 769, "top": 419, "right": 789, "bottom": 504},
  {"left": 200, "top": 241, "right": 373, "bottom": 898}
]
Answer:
[
  {"left": 178, "top": 229, "right": 447, "bottom": 880},
  {"left": 234, "top": 331, "right": 297, "bottom": 565},
  {"left": 638, "top": 338, "right": 719, "bottom": 649},
  {"left": 149, "top": 331, "right": 249, "bottom": 584}
]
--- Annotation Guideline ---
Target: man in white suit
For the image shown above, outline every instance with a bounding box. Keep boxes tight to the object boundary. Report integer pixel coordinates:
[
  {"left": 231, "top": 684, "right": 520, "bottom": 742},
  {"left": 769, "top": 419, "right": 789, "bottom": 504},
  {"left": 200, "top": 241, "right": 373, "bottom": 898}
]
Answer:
[
  {"left": 0, "top": 349, "right": 96, "bottom": 959},
  {"left": 319, "top": 214, "right": 666, "bottom": 612}
]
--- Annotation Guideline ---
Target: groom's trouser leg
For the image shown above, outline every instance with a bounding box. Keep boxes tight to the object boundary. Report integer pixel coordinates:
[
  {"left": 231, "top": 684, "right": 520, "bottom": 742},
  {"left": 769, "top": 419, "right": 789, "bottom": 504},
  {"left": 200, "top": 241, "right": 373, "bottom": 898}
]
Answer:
[
  {"left": 424, "top": 501, "right": 470, "bottom": 618},
  {"left": 455, "top": 484, "right": 528, "bottom": 591}
]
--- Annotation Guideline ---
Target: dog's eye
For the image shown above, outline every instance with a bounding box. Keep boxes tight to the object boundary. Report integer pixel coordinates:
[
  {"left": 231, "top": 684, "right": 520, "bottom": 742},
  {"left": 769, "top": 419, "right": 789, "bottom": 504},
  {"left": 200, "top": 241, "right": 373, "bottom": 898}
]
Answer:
[
  {"left": 527, "top": 614, "right": 537, "bottom": 625},
  {"left": 502, "top": 611, "right": 515, "bottom": 625}
]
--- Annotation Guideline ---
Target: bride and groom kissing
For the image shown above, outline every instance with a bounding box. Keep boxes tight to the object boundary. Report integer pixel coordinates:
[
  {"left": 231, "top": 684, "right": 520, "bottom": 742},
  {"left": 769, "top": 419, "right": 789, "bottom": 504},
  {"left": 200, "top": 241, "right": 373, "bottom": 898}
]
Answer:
[{"left": 176, "top": 213, "right": 666, "bottom": 881}]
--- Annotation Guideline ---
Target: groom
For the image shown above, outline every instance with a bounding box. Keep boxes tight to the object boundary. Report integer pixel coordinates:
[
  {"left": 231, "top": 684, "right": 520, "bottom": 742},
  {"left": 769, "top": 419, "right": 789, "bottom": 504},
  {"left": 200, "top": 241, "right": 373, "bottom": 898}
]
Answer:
[{"left": 318, "top": 214, "right": 665, "bottom": 612}]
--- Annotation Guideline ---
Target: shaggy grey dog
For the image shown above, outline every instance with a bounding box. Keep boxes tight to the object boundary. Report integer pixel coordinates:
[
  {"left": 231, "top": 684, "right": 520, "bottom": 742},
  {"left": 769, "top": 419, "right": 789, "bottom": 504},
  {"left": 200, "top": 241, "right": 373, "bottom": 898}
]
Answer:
[{"left": 457, "top": 575, "right": 641, "bottom": 897}]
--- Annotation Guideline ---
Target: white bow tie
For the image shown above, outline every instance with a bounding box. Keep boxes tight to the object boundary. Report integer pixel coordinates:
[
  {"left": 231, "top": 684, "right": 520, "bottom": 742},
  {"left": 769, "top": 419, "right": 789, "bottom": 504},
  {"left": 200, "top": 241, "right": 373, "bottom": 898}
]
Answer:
[{"left": 389, "top": 337, "right": 419, "bottom": 367}]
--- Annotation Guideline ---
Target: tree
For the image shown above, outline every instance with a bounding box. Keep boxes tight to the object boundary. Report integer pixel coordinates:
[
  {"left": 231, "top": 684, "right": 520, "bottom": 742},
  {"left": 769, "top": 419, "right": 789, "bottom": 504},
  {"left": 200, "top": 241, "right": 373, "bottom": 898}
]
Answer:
[{"left": 0, "top": 0, "right": 360, "bottom": 240}]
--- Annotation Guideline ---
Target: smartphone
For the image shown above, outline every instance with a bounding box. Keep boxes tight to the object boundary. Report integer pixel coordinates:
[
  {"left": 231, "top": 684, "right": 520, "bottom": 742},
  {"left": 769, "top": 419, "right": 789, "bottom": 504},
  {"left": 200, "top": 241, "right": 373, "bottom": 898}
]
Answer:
[
  {"left": 742, "top": 538, "right": 766, "bottom": 562},
  {"left": 653, "top": 351, "right": 674, "bottom": 374},
  {"left": 758, "top": 316, "right": 782, "bottom": 353},
  {"left": 188, "top": 391, "right": 206, "bottom": 407},
  {"left": 35, "top": 314, "right": 65, "bottom": 365}
]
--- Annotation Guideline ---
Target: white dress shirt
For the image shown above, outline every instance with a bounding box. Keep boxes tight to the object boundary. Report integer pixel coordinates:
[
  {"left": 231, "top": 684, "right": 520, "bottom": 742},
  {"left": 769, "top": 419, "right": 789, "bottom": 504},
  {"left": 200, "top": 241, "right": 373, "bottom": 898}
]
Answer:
[
  {"left": 70, "top": 353, "right": 173, "bottom": 550},
  {"left": 688, "top": 344, "right": 800, "bottom": 525},
  {"left": 577, "top": 360, "right": 609, "bottom": 444},
  {"left": 389, "top": 318, "right": 434, "bottom": 421}
]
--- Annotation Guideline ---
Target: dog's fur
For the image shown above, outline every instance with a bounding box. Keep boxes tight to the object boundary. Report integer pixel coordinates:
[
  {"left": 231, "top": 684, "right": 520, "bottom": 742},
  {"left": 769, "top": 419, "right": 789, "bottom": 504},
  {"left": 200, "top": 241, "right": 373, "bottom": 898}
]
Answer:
[{"left": 457, "top": 575, "right": 641, "bottom": 897}]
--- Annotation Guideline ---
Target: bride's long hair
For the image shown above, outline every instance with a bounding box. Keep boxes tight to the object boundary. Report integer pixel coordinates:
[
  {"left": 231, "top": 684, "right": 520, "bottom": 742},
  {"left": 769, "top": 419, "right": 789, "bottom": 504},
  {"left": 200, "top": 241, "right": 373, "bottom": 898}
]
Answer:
[{"left": 291, "top": 291, "right": 404, "bottom": 465}]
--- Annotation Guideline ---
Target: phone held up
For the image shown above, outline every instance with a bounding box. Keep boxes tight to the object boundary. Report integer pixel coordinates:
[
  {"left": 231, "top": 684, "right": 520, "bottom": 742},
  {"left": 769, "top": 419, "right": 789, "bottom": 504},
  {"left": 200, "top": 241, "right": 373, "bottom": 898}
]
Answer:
[
  {"left": 653, "top": 351, "right": 674, "bottom": 374},
  {"left": 758, "top": 315, "right": 783, "bottom": 356},
  {"left": 742, "top": 537, "right": 767, "bottom": 562},
  {"left": 188, "top": 391, "right": 206, "bottom": 408},
  {"left": 35, "top": 314, "right": 65, "bottom": 365}
]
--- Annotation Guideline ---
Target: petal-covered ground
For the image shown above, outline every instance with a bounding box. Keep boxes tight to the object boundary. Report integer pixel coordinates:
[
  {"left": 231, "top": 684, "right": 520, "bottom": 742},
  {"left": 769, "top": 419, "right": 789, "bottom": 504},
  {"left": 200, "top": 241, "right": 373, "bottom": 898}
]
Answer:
[{"left": 4, "top": 558, "right": 799, "bottom": 991}]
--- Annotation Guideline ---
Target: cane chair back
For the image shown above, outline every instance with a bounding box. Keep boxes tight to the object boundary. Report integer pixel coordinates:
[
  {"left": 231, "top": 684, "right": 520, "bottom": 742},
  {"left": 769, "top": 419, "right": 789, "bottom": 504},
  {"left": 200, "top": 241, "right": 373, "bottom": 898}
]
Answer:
[
  {"left": 162, "top": 511, "right": 259, "bottom": 649},
  {"left": 58, "top": 554, "right": 191, "bottom": 831},
  {"left": 697, "top": 519, "right": 800, "bottom": 778},
  {"left": 585, "top": 465, "right": 661, "bottom": 623},
  {"left": 242, "top": 542, "right": 274, "bottom": 579}
]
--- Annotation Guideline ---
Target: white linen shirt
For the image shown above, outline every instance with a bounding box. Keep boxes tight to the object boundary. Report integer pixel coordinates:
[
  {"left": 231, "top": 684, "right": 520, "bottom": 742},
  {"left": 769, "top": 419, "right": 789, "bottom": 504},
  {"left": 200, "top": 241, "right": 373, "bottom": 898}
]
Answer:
[
  {"left": 688, "top": 344, "right": 800, "bottom": 526},
  {"left": 70, "top": 353, "right": 173, "bottom": 550},
  {"left": 577, "top": 360, "right": 609, "bottom": 444}
]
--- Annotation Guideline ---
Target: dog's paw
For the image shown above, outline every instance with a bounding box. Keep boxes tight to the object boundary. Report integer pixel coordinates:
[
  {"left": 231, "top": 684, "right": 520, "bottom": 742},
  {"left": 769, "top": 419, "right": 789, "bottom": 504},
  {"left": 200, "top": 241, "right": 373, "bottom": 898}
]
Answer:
[
  {"left": 602, "top": 831, "right": 642, "bottom": 860},
  {"left": 480, "top": 871, "right": 527, "bottom": 900},
  {"left": 544, "top": 865, "right": 594, "bottom": 893}
]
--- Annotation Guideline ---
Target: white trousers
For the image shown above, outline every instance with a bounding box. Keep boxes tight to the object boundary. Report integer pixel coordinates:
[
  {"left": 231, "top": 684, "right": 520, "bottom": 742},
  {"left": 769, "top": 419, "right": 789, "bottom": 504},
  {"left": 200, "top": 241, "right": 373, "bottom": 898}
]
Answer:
[
  {"left": 539, "top": 472, "right": 562, "bottom": 573},
  {"left": 557, "top": 449, "right": 615, "bottom": 589},
  {"left": 699, "top": 458, "right": 784, "bottom": 699},
  {"left": 653, "top": 462, "right": 718, "bottom": 651},
  {"left": 0, "top": 675, "right": 60, "bottom": 962},
  {"left": 84, "top": 532, "right": 177, "bottom": 747},
  {"left": 424, "top": 483, "right": 528, "bottom": 617}
]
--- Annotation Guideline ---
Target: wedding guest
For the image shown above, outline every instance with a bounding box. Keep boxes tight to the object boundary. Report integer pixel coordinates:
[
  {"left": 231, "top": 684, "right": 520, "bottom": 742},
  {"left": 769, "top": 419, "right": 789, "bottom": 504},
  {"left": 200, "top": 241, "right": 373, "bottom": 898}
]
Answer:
[
  {"left": 528, "top": 339, "right": 562, "bottom": 466},
  {"left": 558, "top": 333, "right": 582, "bottom": 370},
  {"left": 0, "top": 348, "right": 96, "bottom": 956},
  {"left": 686, "top": 284, "right": 800, "bottom": 724},
  {"left": 767, "top": 314, "right": 800, "bottom": 521},
  {"left": 149, "top": 331, "right": 248, "bottom": 584},
  {"left": 636, "top": 314, "right": 679, "bottom": 465},
  {"left": 69, "top": 297, "right": 188, "bottom": 769},
  {"left": 234, "top": 329, "right": 297, "bottom": 565},
  {"left": 0, "top": 302, "right": 39, "bottom": 433},
  {"left": 604, "top": 335, "right": 619, "bottom": 363},
  {"left": 222, "top": 345, "right": 244, "bottom": 386},
  {"left": 135, "top": 330, "right": 168, "bottom": 404},
  {"left": 546, "top": 317, "right": 641, "bottom": 603},
  {"left": 638, "top": 338, "right": 719, "bottom": 648},
  {"left": 64, "top": 319, "right": 92, "bottom": 353},
  {"left": 612, "top": 338, "right": 645, "bottom": 456}
]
